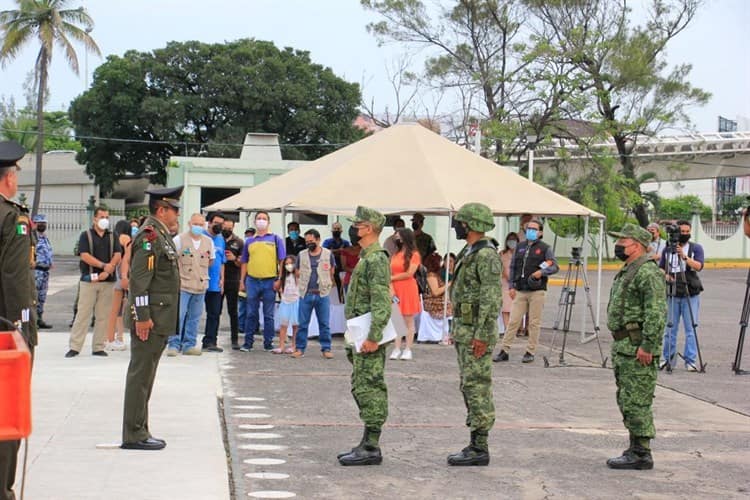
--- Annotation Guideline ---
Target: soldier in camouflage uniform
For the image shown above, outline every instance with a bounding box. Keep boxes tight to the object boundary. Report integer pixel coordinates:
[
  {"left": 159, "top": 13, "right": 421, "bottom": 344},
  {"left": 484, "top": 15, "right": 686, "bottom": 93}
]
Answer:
[
  {"left": 338, "top": 206, "right": 392, "bottom": 466},
  {"left": 121, "top": 186, "right": 183, "bottom": 451},
  {"left": 447, "top": 203, "right": 502, "bottom": 466},
  {"left": 606, "top": 223, "right": 666, "bottom": 470},
  {"left": 0, "top": 141, "right": 38, "bottom": 500},
  {"left": 33, "top": 213, "right": 54, "bottom": 329}
]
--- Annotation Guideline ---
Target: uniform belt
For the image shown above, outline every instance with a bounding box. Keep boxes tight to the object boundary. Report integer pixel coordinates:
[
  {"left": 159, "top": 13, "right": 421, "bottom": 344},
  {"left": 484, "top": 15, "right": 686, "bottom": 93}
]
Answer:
[{"left": 35, "top": 265, "right": 50, "bottom": 271}]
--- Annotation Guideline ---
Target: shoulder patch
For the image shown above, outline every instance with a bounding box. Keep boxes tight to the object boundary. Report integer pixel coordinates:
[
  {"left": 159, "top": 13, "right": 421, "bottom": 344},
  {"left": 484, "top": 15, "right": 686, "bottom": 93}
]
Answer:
[{"left": 143, "top": 226, "right": 158, "bottom": 242}]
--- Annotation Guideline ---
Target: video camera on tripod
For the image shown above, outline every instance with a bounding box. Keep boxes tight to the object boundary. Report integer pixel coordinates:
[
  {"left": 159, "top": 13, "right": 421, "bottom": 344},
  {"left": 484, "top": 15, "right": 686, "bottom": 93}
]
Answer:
[{"left": 665, "top": 223, "right": 681, "bottom": 248}]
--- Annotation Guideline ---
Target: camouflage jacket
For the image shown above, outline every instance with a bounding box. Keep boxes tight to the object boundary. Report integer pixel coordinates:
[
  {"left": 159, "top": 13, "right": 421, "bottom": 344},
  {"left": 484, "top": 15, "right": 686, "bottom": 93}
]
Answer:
[
  {"left": 128, "top": 216, "right": 180, "bottom": 336},
  {"left": 607, "top": 255, "right": 666, "bottom": 356},
  {"left": 344, "top": 242, "right": 391, "bottom": 343},
  {"left": 450, "top": 237, "right": 502, "bottom": 344}
]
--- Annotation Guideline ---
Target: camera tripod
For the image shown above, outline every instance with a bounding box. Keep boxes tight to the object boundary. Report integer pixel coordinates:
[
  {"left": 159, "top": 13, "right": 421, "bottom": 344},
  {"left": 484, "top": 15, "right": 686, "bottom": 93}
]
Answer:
[
  {"left": 543, "top": 252, "right": 607, "bottom": 368},
  {"left": 733, "top": 267, "right": 750, "bottom": 375},
  {"left": 662, "top": 245, "right": 707, "bottom": 374}
]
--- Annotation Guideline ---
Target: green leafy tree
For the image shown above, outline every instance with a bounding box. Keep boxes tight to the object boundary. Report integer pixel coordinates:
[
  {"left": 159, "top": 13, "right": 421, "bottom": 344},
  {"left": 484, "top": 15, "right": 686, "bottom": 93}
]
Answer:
[
  {"left": 1, "top": 109, "right": 81, "bottom": 152},
  {"left": 528, "top": 0, "right": 710, "bottom": 227},
  {"left": 658, "top": 195, "right": 711, "bottom": 222},
  {"left": 70, "top": 39, "right": 364, "bottom": 194},
  {"left": 0, "top": 0, "right": 99, "bottom": 215}
]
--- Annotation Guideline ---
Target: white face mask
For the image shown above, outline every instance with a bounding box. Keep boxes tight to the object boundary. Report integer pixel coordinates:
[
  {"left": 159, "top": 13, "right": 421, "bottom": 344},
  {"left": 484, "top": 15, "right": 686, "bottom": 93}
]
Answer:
[
  {"left": 255, "top": 219, "right": 268, "bottom": 230},
  {"left": 97, "top": 218, "right": 110, "bottom": 231},
  {"left": 284, "top": 263, "right": 294, "bottom": 272}
]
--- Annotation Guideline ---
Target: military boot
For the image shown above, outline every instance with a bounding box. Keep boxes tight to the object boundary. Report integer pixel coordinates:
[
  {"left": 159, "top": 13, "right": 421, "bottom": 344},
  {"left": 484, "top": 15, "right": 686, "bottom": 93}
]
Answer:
[
  {"left": 607, "top": 437, "right": 653, "bottom": 470},
  {"left": 338, "top": 427, "right": 382, "bottom": 466},
  {"left": 37, "top": 316, "right": 53, "bottom": 329},
  {"left": 337, "top": 427, "right": 366, "bottom": 460},
  {"left": 447, "top": 430, "right": 490, "bottom": 466}
]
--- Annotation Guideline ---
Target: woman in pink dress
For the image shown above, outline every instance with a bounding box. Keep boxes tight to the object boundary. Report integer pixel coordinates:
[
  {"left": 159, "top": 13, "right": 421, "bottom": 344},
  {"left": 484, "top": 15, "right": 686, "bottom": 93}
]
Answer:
[
  {"left": 389, "top": 228, "right": 421, "bottom": 360},
  {"left": 500, "top": 232, "right": 519, "bottom": 330}
]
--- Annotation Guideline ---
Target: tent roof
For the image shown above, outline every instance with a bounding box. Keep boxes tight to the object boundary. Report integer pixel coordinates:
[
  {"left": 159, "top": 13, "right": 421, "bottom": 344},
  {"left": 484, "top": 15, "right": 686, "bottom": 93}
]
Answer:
[{"left": 205, "top": 123, "right": 604, "bottom": 219}]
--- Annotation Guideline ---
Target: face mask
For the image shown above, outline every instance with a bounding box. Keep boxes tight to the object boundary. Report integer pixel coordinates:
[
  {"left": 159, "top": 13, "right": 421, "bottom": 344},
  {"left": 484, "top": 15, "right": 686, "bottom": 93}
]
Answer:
[
  {"left": 211, "top": 223, "right": 222, "bottom": 235},
  {"left": 284, "top": 263, "right": 295, "bottom": 272},
  {"left": 614, "top": 244, "right": 629, "bottom": 261},
  {"left": 36, "top": 224, "right": 46, "bottom": 233},
  {"left": 289, "top": 230, "right": 299, "bottom": 239},
  {"left": 678, "top": 234, "right": 690, "bottom": 244},
  {"left": 97, "top": 218, "right": 110, "bottom": 231},
  {"left": 306, "top": 242, "right": 317, "bottom": 251},
  {"left": 507, "top": 240, "right": 517, "bottom": 250},
  {"left": 221, "top": 229, "right": 233, "bottom": 239},
  {"left": 348, "top": 226, "right": 360, "bottom": 245},
  {"left": 131, "top": 227, "right": 138, "bottom": 237},
  {"left": 332, "top": 230, "right": 342, "bottom": 238},
  {"left": 453, "top": 221, "right": 468, "bottom": 240},
  {"left": 191, "top": 225, "right": 204, "bottom": 236},
  {"left": 255, "top": 219, "right": 268, "bottom": 230},
  {"left": 411, "top": 221, "right": 421, "bottom": 231},
  {"left": 525, "top": 228, "right": 538, "bottom": 241}
]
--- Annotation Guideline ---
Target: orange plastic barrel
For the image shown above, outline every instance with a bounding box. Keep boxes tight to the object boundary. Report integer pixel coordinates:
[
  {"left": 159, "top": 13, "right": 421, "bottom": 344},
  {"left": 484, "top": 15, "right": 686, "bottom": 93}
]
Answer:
[{"left": 0, "top": 329, "right": 31, "bottom": 440}]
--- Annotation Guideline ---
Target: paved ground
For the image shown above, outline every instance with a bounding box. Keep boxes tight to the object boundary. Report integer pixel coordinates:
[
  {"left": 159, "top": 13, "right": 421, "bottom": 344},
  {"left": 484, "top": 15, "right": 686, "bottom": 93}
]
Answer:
[{"left": 18, "top": 258, "right": 750, "bottom": 499}]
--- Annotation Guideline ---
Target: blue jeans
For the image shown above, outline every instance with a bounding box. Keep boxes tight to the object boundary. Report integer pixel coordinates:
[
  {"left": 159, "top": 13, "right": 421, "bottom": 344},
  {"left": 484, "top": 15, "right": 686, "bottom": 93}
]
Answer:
[
  {"left": 296, "top": 293, "right": 331, "bottom": 353},
  {"left": 168, "top": 290, "right": 205, "bottom": 351},
  {"left": 243, "top": 277, "right": 276, "bottom": 349},
  {"left": 663, "top": 294, "right": 700, "bottom": 365}
]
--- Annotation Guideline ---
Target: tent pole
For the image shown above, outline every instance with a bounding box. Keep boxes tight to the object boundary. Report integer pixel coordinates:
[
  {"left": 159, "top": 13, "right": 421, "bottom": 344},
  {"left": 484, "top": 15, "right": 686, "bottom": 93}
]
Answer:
[
  {"left": 596, "top": 218, "right": 603, "bottom": 329},
  {"left": 442, "top": 211, "right": 453, "bottom": 341},
  {"left": 580, "top": 216, "right": 590, "bottom": 342}
]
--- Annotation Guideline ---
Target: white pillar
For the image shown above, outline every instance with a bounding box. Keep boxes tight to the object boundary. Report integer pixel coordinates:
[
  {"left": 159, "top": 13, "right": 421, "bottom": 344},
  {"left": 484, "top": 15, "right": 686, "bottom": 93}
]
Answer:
[{"left": 528, "top": 148, "right": 535, "bottom": 182}]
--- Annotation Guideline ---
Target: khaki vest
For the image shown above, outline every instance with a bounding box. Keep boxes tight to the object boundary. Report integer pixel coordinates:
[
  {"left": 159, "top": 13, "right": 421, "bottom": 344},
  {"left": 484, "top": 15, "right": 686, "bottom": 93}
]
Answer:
[
  {"left": 297, "top": 247, "right": 333, "bottom": 297},
  {"left": 177, "top": 232, "right": 212, "bottom": 293}
]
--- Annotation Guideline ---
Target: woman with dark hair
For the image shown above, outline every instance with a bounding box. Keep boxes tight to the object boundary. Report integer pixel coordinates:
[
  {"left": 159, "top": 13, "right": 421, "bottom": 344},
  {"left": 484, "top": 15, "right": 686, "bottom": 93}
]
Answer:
[
  {"left": 389, "top": 228, "right": 421, "bottom": 360},
  {"left": 340, "top": 225, "right": 362, "bottom": 296},
  {"left": 106, "top": 219, "right": 134, "bottom": 351},
  {"left": 441, "top": 252, "right": 457, "bottom": 283},
  {"left": 418, "top": 252, "right": 453, "bottom": 345},
  {"left": 500, "top": 232, "right": 519, "bottom": 329}
]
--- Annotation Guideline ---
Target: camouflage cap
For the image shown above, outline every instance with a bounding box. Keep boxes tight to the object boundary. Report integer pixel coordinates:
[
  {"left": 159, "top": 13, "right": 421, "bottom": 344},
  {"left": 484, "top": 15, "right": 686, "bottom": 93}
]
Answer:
[
  {"left": 347, "top": 206, "right": 386, "bottom": 230},
  {"left": 32, "top": 214, "right": 48, "bottom": 223},
  {"left": 608, "top": 223, "right": 651, "bottom": 248},
  {"left": 455, "top": 202, "right": 495, "bottom": 232}
]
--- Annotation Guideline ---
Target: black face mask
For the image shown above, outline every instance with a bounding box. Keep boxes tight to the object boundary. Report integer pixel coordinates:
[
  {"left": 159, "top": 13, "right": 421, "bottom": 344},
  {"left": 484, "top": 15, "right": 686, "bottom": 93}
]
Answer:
[
  {"left": 614, "top": 244, "right": 629, "bottom": 261},
  {"left": 332, "top": 230, "right": 342, "bottom": 238},
  {"left": 348, "top": 226, "right": 360, "bottom": 245},
  {"left": 221, "top": 229, "right": 233, "bottom": 239},
  {"left": 678, "top": 234, "right": 690, "bottom": 244},
  {"left": 306, "top": 242, "right": 317, "bottom": 251},
  {"left": 36, "top": 224, "right": 47, "bottom": 233},
  {"left": 452, "top": 220, "right": 468, "bottom": 240},
  {"left": 211, "top": 224, "right": 222, "bottom": 235},
  {"left": 411, "top": 222, "right": 421, "bottom": 231}
]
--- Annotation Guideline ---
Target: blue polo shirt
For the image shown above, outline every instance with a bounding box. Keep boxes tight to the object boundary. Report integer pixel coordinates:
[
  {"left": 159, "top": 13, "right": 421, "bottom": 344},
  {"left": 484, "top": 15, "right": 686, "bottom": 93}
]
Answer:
[{"left": 208, "top": 232, "right": 226, "bottom": 292}]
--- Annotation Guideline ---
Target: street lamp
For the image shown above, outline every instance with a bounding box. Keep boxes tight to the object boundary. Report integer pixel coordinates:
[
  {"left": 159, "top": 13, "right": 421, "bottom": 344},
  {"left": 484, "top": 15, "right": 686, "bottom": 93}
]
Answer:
[{"left": 525, "top": 134, "right": 538, "bottom": 182}]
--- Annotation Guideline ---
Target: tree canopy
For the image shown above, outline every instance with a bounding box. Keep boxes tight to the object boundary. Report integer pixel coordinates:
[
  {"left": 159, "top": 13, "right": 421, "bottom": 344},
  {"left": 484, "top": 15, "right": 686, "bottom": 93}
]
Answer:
[{"left": 70, "top": 39, "right": 364, "bottom": 194}]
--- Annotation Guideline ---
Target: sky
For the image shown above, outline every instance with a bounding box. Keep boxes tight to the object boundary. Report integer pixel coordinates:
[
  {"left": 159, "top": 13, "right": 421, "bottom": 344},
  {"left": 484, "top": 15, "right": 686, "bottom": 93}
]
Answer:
[{"left": 0, "top": 0, "right": 748, "bottom": 134}]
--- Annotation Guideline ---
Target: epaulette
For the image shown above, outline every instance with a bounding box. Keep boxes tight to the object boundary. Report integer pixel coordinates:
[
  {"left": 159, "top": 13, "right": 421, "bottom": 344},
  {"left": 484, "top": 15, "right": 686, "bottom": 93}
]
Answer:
[{"left": 142, "top": 225, "right": 158, "bottom": 242}]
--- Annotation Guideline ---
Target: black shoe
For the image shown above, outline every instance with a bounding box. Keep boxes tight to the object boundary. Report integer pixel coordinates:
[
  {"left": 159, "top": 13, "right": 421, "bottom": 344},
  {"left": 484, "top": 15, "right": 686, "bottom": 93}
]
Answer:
[
  {"left": 522, "top": 352, "right": 535, "bottom": 363},
  {"left": 150, "top": 436, "right": 166, "bottom": 445},
  {"left": 263, "top": 344, "right": 274, "bottom": 352},
  {"left": 65, "top": 349, "right": 79, "bottom": 358},
  {"left": 202, "top": 345, "right": 224, "bottom": 353},
  {"left": 37, "top": 319, "right": 53, "bottom": 329},
  {"left": 606, "top": 450, "right": 653, "bottom": 470},
  {"left": 92, "top": 350, "right": 108, "bottom": 357},
  {"left": 121, "top": 437, "right": 166, "bottom": 451},
  {"left": 447, "top": 446, "right": 490, "bottom": 466},
  {"left": 338, "top": 446, "right": 382, "bottom": 466},
  {"left": 493, "top": 350, "right": 509, "bottom": 362},
  {"left": 232, "top": 343, "right": 241, "bottom": 351}
]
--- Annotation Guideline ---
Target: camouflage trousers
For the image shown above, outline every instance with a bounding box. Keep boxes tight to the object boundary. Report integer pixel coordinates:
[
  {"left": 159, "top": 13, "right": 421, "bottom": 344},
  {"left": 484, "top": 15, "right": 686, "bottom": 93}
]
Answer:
[
  {"left": 35, "top": 269, "right": 49, "bottom": 316},
  {"left": 346, "top": 345, "right": 388, "bottom": 429},
  {"left": 455, "top": 341, "right": 495, "bottom": 432},
  {"left": 612, "top": 350, "right": 657, "bottom": 439}
]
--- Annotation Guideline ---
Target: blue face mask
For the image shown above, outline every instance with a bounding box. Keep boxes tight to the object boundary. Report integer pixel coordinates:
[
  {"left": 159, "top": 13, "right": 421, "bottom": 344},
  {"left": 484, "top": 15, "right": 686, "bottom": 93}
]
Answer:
[
  {"left": 131, "top": 226, "right": 138, "bottom": 237},
  {"left": 525, "top": 228, "right": 538, "bottom": 241},
  {"left": 191, "top": 225, "right": 204, "bottom": 236},
  {"left": 289, "top": 230, "right": 299, "bottom": 240}
]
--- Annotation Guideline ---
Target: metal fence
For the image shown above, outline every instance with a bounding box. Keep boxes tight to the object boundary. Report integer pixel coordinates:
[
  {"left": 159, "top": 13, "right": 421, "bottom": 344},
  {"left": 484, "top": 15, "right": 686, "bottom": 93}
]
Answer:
[
  {"left": 700, "top": 221, "right": 740, "bottom": 241},
  {"left": 40, "top": 203, "right": 127, "bottom": 256}
]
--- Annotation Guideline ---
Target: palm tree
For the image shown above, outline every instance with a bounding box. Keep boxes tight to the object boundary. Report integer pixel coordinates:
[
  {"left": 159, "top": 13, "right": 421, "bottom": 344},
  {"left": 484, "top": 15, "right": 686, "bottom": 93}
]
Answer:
[{"left": 0, "top": 0, "right": 99, "bottom": 215}]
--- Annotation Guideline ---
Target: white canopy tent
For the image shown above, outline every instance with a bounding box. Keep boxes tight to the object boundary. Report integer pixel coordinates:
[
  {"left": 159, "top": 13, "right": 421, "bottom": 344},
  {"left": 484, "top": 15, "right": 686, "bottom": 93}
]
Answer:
[{"left": 205, "top": 122, "right": 606, "bottom": 341}]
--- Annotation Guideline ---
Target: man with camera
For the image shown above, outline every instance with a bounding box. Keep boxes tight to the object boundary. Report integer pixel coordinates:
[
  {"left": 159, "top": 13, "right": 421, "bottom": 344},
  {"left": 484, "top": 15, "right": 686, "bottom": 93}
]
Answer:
[{"left": 659, "top": 220, "right": 704, "bottom": 372}]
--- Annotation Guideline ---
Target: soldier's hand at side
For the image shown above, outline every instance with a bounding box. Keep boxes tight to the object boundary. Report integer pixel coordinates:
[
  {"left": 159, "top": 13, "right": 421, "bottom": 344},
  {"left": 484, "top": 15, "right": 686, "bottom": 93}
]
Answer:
[
  {"left": 360, "top": 340, "right": 379, "bottom": 354},
  {"left": 135, "top": 319, "right": 153, "bottom": 341},
  {"left": 471, "top": 338, "right": 488, "bottom": 358},
  {"left": 636, "top": 347, "right": 653, "bottom": 366}
]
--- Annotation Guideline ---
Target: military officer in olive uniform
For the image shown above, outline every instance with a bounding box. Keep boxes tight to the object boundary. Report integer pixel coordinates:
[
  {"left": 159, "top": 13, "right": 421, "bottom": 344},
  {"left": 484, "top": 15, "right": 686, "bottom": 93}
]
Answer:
[
  {"left": 447, "top": 203, "right": 502, "bottom": 466},
  {"left": 121, "top": 186, "right": 183, "bottom": 451},
  {"left": 338, "top": 206, "right": 392, "bottom": 466},
  {"left": 0, "top": 141, "right": 38, "bottom": 500},
  {"left": 606, "top": 223, "right": 666, "bottom": 470}
]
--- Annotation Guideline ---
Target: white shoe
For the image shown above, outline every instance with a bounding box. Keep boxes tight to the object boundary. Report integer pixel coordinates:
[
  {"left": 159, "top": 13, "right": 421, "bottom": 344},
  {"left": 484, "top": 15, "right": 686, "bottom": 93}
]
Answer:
[
  {"left": 111, "top": 340, "right": 127, "bottom": 351},
  {"left": 400, "top": 349, "right": 413, "bottom": 361},
  {"left": 390, "top": 349, "right": 402, "bottom": 360}
]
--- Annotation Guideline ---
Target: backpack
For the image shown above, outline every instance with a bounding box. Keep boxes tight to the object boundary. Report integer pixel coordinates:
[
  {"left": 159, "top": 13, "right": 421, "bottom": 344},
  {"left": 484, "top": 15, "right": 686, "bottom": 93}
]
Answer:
[{"left": 415, "top": 264, "right": 429, "bottom": 295}]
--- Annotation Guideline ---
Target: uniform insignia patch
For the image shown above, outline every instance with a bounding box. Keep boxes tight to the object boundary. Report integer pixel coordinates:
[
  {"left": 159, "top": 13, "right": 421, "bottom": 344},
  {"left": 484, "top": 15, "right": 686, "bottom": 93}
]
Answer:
[{"left": 143, "top": 242, "right": 152, "bottom": 250}]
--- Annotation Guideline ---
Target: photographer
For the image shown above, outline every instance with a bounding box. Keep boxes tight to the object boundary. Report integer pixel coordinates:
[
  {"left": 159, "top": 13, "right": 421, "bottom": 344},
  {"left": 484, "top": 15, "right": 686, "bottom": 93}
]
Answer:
[{"left": 659, "top": 220, "right": 704, "bottom": 371}]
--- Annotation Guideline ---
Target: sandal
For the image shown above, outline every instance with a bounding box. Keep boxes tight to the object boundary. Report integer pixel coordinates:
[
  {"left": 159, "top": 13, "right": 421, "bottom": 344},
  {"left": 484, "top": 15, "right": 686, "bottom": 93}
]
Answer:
[{"left": 271, "top": 348, "right": 284, "bottom": 354}]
